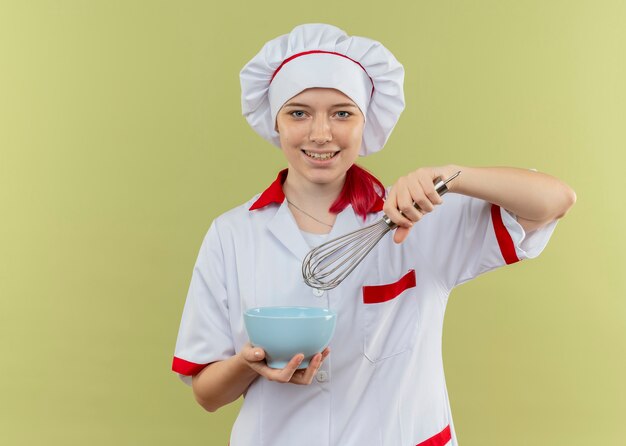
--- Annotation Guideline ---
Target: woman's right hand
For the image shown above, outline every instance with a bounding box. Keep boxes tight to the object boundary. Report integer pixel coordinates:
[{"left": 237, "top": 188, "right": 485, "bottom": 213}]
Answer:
[{"left": 238, "top": 342, "right": 330, "bottom": 385}]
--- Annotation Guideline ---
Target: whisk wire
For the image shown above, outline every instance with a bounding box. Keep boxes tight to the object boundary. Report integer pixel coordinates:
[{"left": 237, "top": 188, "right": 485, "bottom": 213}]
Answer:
[{"left": 302, "top": 220, "right": 391, "bottom": 289}]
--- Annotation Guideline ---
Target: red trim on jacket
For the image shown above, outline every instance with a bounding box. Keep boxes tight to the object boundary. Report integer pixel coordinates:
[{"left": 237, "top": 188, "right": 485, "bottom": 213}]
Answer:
[
  {"left": 249, "top": 169, "right": 288, "bottom": 210},
  {"left": 416, "top": 424, "right": 452, "bottom": 446},
  {"left": 491, "top": 204, "right": 520, "bottom": 264},
  {"left": 362, "top": 270, "right": 416, "bottom": 304},
  {"left": 172, "top": 356, "right": 208, "bottom": 376},
  {"left": 248, "top": 169, "right": 384, "bottom": 213}
]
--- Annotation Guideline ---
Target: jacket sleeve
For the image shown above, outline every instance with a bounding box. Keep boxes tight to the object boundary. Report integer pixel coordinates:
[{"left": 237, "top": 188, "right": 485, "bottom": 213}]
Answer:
[
  {"left": 171, "top": 220, "right": 235, "bottom": 385},
  {"left": 415, "top": 193, "right": 558, "bottom": 290}
]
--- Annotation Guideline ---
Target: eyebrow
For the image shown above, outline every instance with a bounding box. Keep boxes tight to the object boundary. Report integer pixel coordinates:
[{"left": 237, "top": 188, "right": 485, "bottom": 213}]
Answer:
[
  {"left": 331, "top": 103, "right": 359, "bottom": 108},
  {"left": 282, "top": 102, "right": 359, "bottom": 108}
]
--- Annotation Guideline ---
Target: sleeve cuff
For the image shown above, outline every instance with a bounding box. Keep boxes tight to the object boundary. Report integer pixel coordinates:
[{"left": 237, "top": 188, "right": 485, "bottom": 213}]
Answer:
[
  {"left": 498, "top": 206, "right": 558, "bottom": 260},
  {"left": 172, "top": 356, "right": 209, "bottom": 376}
]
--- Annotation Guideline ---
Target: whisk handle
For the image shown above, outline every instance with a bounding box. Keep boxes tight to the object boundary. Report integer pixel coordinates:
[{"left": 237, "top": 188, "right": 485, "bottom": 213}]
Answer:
[{"left": 382, "top": 171, "right": 461, "bottom": 228}]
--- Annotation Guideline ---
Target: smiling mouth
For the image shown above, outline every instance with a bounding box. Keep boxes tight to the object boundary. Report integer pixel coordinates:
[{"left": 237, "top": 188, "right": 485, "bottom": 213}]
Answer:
[{"left": 302, "top": 150, "right": 339, "bottom": 161}]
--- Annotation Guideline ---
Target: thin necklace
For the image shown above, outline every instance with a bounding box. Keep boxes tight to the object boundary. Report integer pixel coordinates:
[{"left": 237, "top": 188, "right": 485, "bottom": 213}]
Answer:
[{"left": 286, "top": 199, "right": 334, "bottom": 228}]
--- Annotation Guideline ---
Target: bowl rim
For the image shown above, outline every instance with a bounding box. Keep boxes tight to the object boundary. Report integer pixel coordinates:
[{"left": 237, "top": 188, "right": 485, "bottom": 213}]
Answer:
[{"left": 244, "top": 305, "right": 336, "bottom": 319}]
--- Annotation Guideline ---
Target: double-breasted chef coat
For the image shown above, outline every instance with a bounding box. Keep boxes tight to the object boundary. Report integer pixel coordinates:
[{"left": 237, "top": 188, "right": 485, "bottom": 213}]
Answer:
[{"left": 172, "top": 169, "right": 557, "bottom": 446}]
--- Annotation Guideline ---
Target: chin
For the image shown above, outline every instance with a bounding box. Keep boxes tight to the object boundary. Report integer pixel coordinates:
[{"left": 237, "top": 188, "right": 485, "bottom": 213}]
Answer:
[{"left": 305, "top": 169, "right": 345, "bottom": 185}]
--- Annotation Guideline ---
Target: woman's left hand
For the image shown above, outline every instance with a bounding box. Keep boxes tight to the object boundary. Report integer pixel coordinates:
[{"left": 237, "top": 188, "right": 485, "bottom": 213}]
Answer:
[{"left": 384, "top": 166, "right": 457, "bottom": 244}]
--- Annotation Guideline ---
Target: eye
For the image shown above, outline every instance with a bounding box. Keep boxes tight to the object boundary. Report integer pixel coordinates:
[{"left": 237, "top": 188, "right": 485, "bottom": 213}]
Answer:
[
  {"left": 290, "top": 110, "right": 307, "bottom": 119},
  {"left": 335, "top": 111, "right": 351, "bottom": 119}
]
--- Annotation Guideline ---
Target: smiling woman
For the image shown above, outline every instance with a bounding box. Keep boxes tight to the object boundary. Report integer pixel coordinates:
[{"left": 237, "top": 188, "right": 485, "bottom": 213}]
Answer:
[
  {"left": 276, "top": 88, "right": 366, "bottom": 230},
  {"left": 171, "top": 23, "right": 575, "bottom": 446}
]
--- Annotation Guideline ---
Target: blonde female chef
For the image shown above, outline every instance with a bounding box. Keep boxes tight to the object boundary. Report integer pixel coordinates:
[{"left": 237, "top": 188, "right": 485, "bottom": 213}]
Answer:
[{"left": 172, "top": 24, "right": 576, "bottom": 446}]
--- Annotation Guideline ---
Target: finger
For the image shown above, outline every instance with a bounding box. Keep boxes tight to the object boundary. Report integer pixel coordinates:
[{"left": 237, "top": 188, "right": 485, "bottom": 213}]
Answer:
[
  {"left": 268, "top": 354, "right": 304, "bottom": 383},
  {"left": 419, "top": 175, "right": 444, "bottom": 206},
  {"left": 396, "top": 182, "right": 423, "bottom": 222},
  {"left": 393, "top": 226, "right": 411, "bottom": 244},
  {"left": 407, "top": 179, "right": 434, "bottom": 213},
  {"left": 387, "top": 207, "right": 413, "bottom": 228},
  {"left": 241, "top": 344, "right": 266, "bottom": 363},
  {"left": 320, "top": 347, "right": 331, "bottom": 361},
  {"left": 405, "top": 171, "right": 434, "bottom": 214},
  {"left": 384, "top": 188, "right": 414, "bottom": 228},
  {"left": 292, "top": 353, "right": 323, "bottom": 385}
]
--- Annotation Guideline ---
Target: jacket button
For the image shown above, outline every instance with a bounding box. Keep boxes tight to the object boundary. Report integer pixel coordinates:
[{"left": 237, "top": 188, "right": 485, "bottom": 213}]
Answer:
[
  {"left": 315, "top": 370, "right": 329, "bottom": 383},
  {"left": 312, "top": 288, "right": 325, "bottom": 297}
]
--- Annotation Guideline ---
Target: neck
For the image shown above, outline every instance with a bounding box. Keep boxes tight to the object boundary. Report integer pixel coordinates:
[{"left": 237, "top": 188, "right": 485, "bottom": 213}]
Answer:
[
  {"left": 282, "top": 169, "right": 345, "bottom": 233},
  {"left": 282, "top": 171, "right": 345, "bottom": 211}
]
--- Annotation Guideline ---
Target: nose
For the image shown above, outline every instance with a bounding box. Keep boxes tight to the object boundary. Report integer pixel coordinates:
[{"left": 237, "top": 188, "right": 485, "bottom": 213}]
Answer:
[{"left": 309, "top": 116, "right": 332, "bottom": 145}]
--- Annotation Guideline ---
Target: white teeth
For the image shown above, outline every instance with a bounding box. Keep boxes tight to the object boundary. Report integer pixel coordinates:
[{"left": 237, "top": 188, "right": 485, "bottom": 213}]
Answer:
[{"left": 304, "top": 151, "right": 337, "bottom": 160}]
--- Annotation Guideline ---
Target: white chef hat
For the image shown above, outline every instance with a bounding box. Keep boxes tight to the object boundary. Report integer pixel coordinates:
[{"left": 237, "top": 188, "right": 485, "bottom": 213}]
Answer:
[{"left": 240, "top": 24, "right": 405, "bottom": 156}]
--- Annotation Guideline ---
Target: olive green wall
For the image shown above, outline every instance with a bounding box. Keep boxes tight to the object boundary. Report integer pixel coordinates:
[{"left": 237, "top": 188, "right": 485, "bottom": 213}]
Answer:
[{"left": 1, "top": 1, "right": 624, "bottom": 444}]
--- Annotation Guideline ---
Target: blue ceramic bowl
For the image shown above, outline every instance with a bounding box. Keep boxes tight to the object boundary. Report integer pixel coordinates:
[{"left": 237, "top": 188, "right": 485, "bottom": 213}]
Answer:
[{"left": 244, "top": 306, "right": 337, "bottom": 369}]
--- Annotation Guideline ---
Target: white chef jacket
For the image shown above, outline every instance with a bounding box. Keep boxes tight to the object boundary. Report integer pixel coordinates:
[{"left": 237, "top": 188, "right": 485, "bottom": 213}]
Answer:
[{"left": 172, "top": 169, "right": 557, "bottom": 446}]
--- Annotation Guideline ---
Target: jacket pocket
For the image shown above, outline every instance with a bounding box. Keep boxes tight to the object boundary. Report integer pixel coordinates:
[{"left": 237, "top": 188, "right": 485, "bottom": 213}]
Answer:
[
  {"left": 362, "top": 270, "right": 418, "bottom": 363},
  {"left": 363, "top": 269, "right": 417, "bottom": 304}
]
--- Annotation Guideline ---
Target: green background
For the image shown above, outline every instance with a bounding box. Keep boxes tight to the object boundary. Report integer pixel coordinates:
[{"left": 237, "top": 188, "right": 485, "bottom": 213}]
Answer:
[{"left": 1, "top": 0, "right": 624, "bottom": 444}]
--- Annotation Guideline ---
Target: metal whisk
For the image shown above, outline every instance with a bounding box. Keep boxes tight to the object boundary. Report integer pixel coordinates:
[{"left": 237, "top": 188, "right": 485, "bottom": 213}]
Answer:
[{"left": 302, "top": 171, "right": 461, "bottom": 290}]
